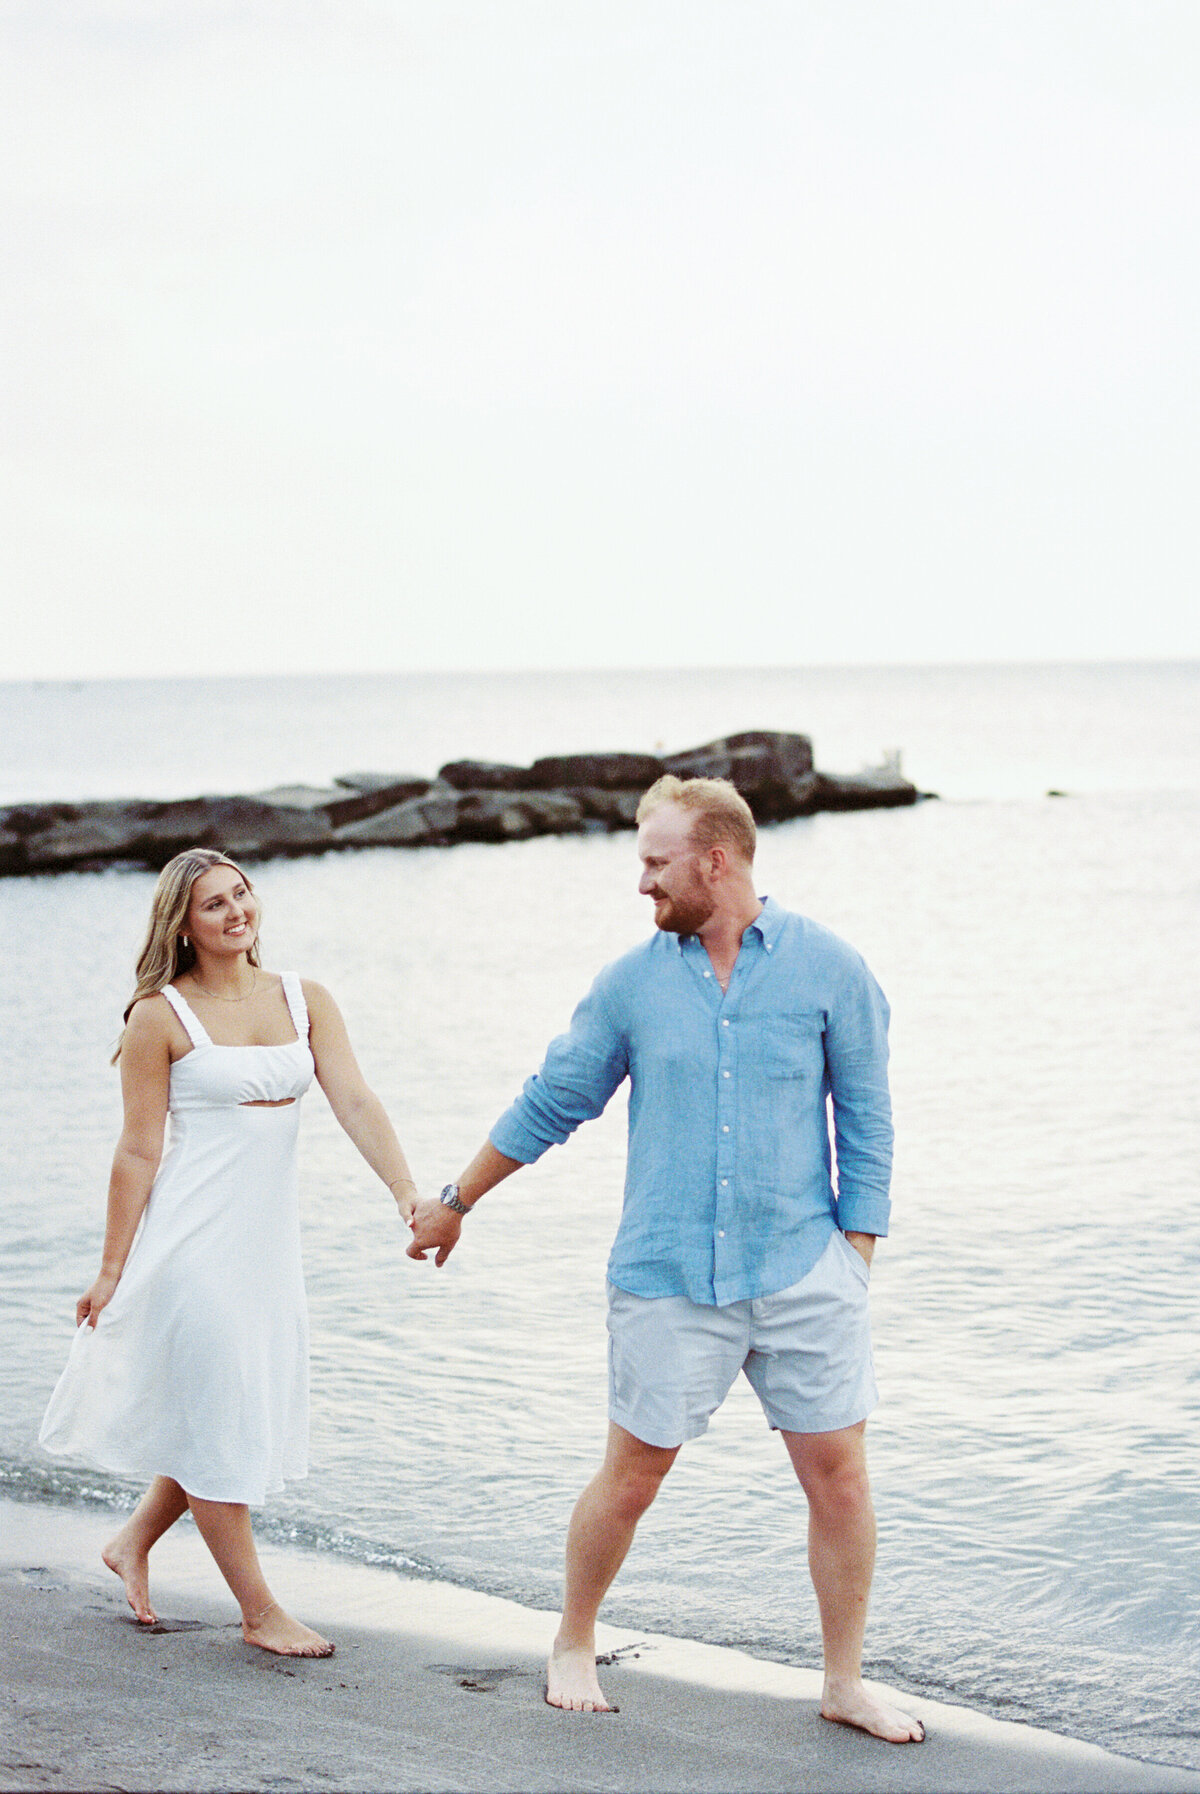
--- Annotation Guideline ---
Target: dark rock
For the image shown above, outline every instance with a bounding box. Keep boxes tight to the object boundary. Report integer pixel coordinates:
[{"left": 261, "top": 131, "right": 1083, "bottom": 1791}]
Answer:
[
  {"left": 22, "top": 817, "right": 139, "bottom": 869},
  {"left": 337, "top": 789, "right": 585, "bottom": 848},
  {"left": 130, "top": 796, "right": 335, "bottom": 864},
  {"left": 0, "top": 825, "right": 28, "bottom": 874},
  {"left": 253, "top": 784, "right": 365, "bottom": 831},
  {"left": 527, "top": 753, "right": 665, "bottom": 791},
  {"left": 725, "top": 730, "right": 814, "bottom": 780},
  {"left": 19, "top": 800, "right": 161, "bottom": 870},
  {"left": 9, "top": 794, "right": 338, "bottom": 870},
  {"left": 809, "top": 770, "right": 919, "bottom": 812},
  {"left": 764, "top": 772, "right": 822, "bottom": 819},
  {"left": 567, "top": 788, "right": 643, "bottom": 829},
  {"left": 255, "top": 779, "right": 432, "bottom": 830},
  {"left": 2, "top": 801, "right": 90, "bottom": 839},
  {"left": 333, "top": 772, "right": 431, "bottom": 798},
  {"left": 454, "top": 791, "right": 585, "bottom": 842},
  {"left": 664, "top": 730, "right": 813, "bottom": 785},
  {"left": 438, "top": 760, "right": 533, "bottom": 792},
  {"left": 334, "top": 791, "right": 463, "bottom": 847},
  {"left": 662, "top": 732, "right": 817, "bottom": 821}
]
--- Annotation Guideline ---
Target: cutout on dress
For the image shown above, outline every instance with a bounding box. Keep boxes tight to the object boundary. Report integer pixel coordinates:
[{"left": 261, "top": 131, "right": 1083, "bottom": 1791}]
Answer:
[{"left": 240, "top": 1098, "right": 297, "bottom": 1108}]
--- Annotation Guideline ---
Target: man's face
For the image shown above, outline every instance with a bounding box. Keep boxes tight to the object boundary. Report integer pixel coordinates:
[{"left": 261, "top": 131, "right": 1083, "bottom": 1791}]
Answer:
[{"left": 637, "top": 803, "right": 715, "bottom": 936}]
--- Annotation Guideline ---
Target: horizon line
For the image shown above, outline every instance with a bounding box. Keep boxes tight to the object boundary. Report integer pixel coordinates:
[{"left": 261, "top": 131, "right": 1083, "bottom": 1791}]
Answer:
[{"left": 4, "top": 654, "right": 1198, "bottom": 690}]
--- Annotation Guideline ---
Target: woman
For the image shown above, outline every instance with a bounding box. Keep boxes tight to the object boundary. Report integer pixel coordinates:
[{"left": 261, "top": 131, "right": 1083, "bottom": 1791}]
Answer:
[{"left": 40, "top": 847, "right": 417, "bottom": 1658}]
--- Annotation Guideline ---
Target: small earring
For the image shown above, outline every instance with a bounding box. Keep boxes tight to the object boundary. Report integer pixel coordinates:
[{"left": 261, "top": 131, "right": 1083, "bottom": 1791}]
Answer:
[{"left": 181, "top": 935, "right": 190, "bottom": 949}]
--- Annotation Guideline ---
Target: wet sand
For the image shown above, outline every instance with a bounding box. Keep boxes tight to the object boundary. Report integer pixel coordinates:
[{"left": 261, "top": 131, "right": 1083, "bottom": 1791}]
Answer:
[{"left": 3, "top": 1495, "right": 1197, "bottom": 1794}]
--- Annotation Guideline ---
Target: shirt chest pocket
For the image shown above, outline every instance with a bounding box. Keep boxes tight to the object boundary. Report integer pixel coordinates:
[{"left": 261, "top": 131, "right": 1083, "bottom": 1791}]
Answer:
[{"left": 756, "top": 1011, "right": 826, "bottom": 1080}]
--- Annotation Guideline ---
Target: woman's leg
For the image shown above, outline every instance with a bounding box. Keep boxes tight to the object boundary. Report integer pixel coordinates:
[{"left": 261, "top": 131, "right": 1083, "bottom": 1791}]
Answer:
[
  {"left": 102, "top": 1475, "right": 189, "bottom": 1623},
  {"left": 185, "top": 1493, "right": 333, "bottom": 1657}
]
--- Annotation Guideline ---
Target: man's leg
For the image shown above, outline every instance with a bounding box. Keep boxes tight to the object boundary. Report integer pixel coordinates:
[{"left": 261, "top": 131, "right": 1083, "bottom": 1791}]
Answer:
[
  {"left": 781, "top": 1423, "right": 924, "bottom": 1744},
  {"left": 548, "top": 1422, "right": 679, "bottom": 1712}
]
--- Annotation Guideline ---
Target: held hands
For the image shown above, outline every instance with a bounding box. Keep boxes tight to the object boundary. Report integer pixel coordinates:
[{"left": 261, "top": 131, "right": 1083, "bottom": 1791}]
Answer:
[
  {"left": 406, "top": 1196, "right": 462, "bottom": 1267},
  {"left": 77, "top": 1270, "right": 120, "bottom": 1329}
]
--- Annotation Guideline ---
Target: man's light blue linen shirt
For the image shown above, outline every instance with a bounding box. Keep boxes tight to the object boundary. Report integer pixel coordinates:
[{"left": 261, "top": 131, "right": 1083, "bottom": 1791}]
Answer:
[{"left": 489, "top": 896, "right": 893, "bottom": 1307}]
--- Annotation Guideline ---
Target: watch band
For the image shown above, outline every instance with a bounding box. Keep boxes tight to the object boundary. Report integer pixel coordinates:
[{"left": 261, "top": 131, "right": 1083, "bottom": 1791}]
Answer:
[{"left": 439, "top": 1182, "right": 470, "bottom": 1216}]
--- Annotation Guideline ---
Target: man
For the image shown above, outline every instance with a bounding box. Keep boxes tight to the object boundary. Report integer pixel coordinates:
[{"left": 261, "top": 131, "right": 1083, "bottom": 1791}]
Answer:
[{"left": 407, "top": 775, "right": 923, "bottom": 1744}]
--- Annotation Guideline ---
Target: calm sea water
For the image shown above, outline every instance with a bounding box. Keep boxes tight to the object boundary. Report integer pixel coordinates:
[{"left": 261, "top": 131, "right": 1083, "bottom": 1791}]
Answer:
[{"left": 1, "top": 663, "right": 1198, "bottom": 1769}]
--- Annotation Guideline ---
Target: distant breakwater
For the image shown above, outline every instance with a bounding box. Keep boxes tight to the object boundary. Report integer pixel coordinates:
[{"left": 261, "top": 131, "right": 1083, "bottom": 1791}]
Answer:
[{"left": 0, "top": 730, "right": 926, "bottom": 877}]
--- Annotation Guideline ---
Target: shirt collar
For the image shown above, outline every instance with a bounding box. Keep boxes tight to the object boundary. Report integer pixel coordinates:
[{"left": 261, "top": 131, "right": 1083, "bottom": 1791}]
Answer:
[{"left": 746, "top": 894, "right": 783, "bottom": 948}]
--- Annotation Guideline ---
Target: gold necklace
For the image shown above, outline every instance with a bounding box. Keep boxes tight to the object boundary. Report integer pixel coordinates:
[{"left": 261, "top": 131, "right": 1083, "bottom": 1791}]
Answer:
[{"left": 189, "top": 968, "right": 259, "bottom": 1003}]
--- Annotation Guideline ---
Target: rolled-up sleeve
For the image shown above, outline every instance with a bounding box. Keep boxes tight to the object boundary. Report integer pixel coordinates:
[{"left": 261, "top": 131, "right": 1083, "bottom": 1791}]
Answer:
[
  {"left": 489, "top": 975, "right": 630, "bottom": 1163},
  {"left": 824, "top": 956, "right": 893, "bottom": 1236}
]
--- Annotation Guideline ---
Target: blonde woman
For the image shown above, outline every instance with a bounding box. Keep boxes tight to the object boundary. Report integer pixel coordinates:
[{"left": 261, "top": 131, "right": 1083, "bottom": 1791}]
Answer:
[{"left": 40, "top": 847, "right": 417, "bottom": 1658}]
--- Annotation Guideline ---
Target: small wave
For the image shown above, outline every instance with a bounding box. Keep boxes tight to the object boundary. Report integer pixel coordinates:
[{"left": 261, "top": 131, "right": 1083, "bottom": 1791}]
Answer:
[
  {"left": 0, "top": 1457, "right": 136, "bottom": 1513},
  {"left": 0, "top": 1457, "right": 538, "bottom": 1606}
]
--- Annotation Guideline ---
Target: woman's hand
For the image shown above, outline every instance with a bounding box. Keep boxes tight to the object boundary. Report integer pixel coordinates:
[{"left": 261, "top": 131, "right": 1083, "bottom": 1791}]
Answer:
[
  {"left": 389, "top": 1181, "right": 417, "bottom": 1228},
  {"left": 77, "top": 1270, "right": 120, "bottom": 1330}
]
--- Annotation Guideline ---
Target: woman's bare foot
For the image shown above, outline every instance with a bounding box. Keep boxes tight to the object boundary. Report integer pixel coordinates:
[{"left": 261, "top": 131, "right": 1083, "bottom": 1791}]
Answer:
[
  {"left": 821, "top": 1673, "right": 925, "bottom": 1743},
  {"left": 545, "top": 1642, "right": 617, "bottom": 1713},
  {"left": 242, "top": 1601, "right": 334, "bottom": 1659},
  {"left": 101, "top": 1530, "right": 157, "bottom": 1625}
]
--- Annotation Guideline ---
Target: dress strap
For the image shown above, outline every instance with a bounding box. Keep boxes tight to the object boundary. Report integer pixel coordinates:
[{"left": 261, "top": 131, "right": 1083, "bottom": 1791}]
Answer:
[
  {"left": 280, "top": 972, "right": 310, "bottom": 1040},
  {"left": 162, "top": 984, "right": 212, "bottom": 1048}
]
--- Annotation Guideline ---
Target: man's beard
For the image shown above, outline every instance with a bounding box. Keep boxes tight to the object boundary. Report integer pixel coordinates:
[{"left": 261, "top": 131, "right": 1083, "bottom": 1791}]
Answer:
[{"left": 653, "top": 883, "right": 715, "bottom": 936}]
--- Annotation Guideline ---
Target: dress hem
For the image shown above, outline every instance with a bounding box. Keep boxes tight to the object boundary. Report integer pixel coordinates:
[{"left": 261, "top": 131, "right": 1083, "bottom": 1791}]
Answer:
[{"left": 35, "top": 1440, "right": 307, "bottom": 1508}]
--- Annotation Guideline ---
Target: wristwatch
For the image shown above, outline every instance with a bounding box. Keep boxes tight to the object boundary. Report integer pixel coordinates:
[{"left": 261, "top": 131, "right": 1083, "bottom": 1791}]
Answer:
[{"left": 439, "top": 1182, "right": 470, "bottom": 1216}]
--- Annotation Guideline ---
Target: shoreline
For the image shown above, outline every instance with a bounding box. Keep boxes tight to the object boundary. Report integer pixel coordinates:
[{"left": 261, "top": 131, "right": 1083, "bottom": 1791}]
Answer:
[{"left": 4, "top": 1495, "right": 1198, "bottom": 1794}]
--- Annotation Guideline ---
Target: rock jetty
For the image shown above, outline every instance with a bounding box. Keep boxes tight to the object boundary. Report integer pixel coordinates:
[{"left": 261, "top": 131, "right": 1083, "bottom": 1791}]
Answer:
[{"left": 0, "top": 730, "right": 923, "bottom": 876}]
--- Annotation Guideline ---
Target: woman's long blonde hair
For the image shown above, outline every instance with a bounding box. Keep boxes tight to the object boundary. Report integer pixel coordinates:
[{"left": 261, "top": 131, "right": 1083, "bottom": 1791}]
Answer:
[{"left": 112, "top": 847, "right": 261, "bottom": 1061}]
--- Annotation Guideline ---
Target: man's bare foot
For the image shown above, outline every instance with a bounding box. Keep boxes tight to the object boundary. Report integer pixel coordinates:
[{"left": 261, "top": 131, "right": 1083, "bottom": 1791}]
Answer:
[
  {"left": 821, "top": 1674, "right": 925, "bottom": 1743},
  {"left": 101, "top": 1532, "right": 156, "bottom": 1625},
  {"left": 242, "top": 1601, "right": 334, "bottom": 1659},
  {"left": 545, "top": 1642, "right": 618, "bottom": 1713}
]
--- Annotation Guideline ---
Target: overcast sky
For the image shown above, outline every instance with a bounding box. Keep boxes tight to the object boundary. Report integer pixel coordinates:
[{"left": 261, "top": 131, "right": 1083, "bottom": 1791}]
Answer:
[{"left": 3, "top": 0, "right": 1198, "bottom": 679}]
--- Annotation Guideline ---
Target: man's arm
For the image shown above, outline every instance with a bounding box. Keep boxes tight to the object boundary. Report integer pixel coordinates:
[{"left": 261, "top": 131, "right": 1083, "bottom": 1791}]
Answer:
[
  {"left": 406, "top": 1141, "right": 520, "bottom": 1265},
  {"left": 824, "top": 953, "right": 893, "bottom": 1242},
  {"left": 406, "top": 969, "right": 630, "bottom": 1269}
]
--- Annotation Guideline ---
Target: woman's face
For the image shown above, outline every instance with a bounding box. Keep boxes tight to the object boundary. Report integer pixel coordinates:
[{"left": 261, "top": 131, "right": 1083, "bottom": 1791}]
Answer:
[{"left": 184, "top": 865, "right": 259, "bottom": 960}]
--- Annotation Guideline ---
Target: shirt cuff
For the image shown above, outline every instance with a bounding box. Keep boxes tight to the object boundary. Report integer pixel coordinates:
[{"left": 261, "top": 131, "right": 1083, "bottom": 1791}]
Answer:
[
  {"left": 836, "top": 1193, "right": 891, "bottom": 1237},
  {"left": 488, "top": 1117, "right": 546, "bottom": 1165}
]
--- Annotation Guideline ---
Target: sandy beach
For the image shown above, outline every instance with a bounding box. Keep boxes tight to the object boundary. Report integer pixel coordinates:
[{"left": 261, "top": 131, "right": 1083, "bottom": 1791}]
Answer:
[{"left": 3, "top": 1496, "right": 1197, "bottom": 1794}]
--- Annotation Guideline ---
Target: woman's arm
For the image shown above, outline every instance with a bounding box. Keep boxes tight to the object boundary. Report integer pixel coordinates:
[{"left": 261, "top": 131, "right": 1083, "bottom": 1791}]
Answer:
[
  {"left": 304, "top": 981, "right": 418, "bottom": 1223},
  {"left": 78, "top": 998, "right": 171, "bottom": 1329}
]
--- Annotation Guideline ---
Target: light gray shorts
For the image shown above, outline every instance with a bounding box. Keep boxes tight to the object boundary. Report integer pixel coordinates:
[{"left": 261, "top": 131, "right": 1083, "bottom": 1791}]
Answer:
[{"left": 607, "top": 1230, "right": 877, "bottom": 1449}]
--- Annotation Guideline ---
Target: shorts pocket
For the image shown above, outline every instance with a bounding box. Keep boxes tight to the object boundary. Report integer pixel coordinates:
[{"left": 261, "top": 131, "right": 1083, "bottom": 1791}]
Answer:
[{"left": 834, "top": 1229, "right": 871, "bottom": 1284}]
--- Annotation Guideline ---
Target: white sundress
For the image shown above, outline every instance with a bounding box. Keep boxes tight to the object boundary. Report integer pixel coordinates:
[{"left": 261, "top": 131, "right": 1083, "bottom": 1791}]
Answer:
[{"left": 39, "top": 973, "right": 316, "bottom": 1506}]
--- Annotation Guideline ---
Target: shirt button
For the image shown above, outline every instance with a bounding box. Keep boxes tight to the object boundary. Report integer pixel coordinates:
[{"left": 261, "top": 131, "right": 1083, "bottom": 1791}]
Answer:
[
  {"left": 722, "top": 1124, "right": 730, "bottom": 1132},
  {"left": 703, "top": 970, "right": 711, "bottom": 978},
  {"left": 722, "top": 1070, "right": 731, "bottom": 1078},
  {"left": 721, "top": 1178, "right": 729, "bottom": 1187},
  {"left": 718, "top": 1229, "right": 726, "bottom": 1238},
  {"left": 722, "top": 1019, "right": 730, "bottom": 1027}
]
